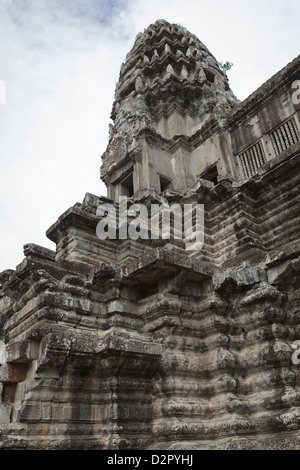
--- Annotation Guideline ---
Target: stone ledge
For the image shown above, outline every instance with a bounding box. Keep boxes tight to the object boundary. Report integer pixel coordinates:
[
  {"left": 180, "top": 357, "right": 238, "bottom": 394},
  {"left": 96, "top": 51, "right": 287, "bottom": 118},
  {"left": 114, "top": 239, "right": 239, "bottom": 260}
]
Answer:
[
  {"left": 46, "top": 204, "right": 99, "bottom": 243},
  {"left": 23, "top": 244, "right": 56, "bottom": 262},
  {"left": 35, "top": 327, "right": 162, "bottom": 372},
  {"left": 117, "top": 247, "right": 217, "bottom": 284}
]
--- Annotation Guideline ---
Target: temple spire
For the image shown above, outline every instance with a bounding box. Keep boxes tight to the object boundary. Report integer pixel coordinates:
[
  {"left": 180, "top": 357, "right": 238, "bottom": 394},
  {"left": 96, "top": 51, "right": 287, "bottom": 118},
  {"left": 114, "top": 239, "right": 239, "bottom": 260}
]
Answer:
[{"left": 101, "top": 20, "right": 238, "bottom": 200}]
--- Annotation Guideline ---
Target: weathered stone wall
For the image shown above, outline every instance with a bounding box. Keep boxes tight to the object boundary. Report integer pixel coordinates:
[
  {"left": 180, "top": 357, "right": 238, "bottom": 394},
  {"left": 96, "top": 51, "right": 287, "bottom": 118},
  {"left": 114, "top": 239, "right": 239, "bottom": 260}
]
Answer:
[
  {"left": 1, "top": 20, "right": 300, "bottom": 450},
  {"left": 1, "top": 144, "right": 300, "bottom": 449}
]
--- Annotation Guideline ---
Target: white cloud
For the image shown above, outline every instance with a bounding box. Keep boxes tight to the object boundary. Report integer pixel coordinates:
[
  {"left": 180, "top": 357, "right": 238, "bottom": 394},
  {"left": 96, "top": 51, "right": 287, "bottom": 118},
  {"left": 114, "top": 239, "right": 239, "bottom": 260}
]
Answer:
[{"left": 0, "top": 0, "right": 299, "bottom": 271}]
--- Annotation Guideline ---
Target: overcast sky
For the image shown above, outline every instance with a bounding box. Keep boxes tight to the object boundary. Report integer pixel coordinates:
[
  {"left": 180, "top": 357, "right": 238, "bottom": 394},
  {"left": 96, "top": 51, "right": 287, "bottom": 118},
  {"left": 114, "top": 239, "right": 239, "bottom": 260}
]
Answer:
[{"left": 0, "top": 0, "right": 299, "bottom": 272}]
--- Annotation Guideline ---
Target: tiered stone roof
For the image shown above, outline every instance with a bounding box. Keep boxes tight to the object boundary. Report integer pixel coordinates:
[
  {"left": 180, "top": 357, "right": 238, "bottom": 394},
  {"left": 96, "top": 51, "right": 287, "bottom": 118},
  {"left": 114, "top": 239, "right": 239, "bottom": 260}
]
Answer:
[{"left": 111, "top": 19, "right": 238, "bottom": 133}]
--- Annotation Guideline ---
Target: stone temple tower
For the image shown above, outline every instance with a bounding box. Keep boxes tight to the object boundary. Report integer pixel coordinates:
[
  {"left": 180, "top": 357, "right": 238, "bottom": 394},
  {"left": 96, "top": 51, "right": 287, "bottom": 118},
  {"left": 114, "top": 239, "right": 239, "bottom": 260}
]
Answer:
[
  {"left": 101, "top": 19, "right": 239, "bottom": 200},
  {"left": 0, "top": 20, "right": 300, "bottom": 450}
]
